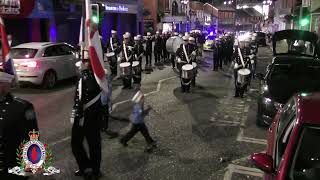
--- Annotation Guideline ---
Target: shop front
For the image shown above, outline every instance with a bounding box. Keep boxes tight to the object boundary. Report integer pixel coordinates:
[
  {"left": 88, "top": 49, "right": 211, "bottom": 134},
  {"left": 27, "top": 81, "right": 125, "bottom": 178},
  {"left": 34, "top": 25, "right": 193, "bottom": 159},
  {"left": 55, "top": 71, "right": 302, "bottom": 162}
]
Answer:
[{"left": 98, "top": 0, "right": 143, "bottom": 44}]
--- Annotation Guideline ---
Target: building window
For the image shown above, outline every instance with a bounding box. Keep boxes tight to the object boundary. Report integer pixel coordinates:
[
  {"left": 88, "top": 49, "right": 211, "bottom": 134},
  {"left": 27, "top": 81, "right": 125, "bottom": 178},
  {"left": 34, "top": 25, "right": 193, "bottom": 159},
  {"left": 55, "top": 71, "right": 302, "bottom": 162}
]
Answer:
[
  {"left": 172, "top": 1, "right": 178, "bottom": 16},
  {"left": 165, "top": 0, "right": 170, "bottom": 11}
]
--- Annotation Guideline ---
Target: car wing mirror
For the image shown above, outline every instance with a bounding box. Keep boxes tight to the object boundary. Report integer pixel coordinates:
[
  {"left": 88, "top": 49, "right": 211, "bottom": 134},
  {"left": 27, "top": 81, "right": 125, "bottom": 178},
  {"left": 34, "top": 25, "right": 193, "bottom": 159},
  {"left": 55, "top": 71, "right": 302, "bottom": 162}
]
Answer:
[{"left": 251, "top": 153, "right": 274, "bottom": 174}]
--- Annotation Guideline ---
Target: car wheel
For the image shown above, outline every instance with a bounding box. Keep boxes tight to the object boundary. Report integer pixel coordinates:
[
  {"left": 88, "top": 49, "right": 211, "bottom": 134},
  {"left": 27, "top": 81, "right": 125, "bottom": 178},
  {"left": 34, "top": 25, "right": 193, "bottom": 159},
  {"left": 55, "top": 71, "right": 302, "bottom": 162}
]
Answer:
[
  {"left": 256, "top": 103, "right": 265, "bottom": 127},
  {"left": 42, "top": 70, "right": 56, "bottom": 89}
]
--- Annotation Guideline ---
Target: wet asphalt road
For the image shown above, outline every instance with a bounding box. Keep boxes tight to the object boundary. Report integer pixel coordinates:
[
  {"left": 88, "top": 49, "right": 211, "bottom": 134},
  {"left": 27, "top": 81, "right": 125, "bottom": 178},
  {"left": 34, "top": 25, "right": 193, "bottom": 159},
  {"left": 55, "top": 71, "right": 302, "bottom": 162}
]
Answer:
[{"left": 12, "top": 46, "right": 273, "bottom": 180}]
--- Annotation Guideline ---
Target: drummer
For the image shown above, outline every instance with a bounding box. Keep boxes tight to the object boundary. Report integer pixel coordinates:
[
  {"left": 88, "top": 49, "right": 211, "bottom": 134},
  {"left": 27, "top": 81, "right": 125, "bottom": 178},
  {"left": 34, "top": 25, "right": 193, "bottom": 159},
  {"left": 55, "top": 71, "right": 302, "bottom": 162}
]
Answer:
[
  {"left": 187, "top": 37, "right": 198, "bottom": 87},
  {"left": 106, "top": 30, "right": 120, "bottom": 76},
  {"left": 115, "top": 33, "right": 134, "bottom": 89},
  {"left": 176, "top": 36, "right": 192, "bottom": 93},
  {"left": 133, "top": 36, "right": 144, "bottom": 85}
]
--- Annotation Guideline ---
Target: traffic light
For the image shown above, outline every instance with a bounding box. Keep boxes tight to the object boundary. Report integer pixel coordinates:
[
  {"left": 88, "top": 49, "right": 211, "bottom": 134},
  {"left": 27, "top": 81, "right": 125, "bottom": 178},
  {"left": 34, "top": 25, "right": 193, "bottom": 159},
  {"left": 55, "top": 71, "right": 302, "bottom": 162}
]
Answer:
[
  {"left": 91, "top": 4, "right": 99, "bottom": 24},
  {"left": 299, "top": 17, "right": 309, "bottom": 26}
]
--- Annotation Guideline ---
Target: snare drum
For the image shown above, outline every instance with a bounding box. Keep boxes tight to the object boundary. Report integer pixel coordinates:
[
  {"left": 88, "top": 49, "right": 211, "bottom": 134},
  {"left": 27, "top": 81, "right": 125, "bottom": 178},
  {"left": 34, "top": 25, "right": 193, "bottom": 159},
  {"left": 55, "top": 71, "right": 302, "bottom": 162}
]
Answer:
[
  {"left": 181, "top": 64, "right": 194, "bottom": 79},
  {"left": 237, "top": 68, "right": 251, "bottom": 85},
  {"left": 132, "top": 61, "right": 141, "bottom": 75},
  {"left": 120, "top": 62, "right": 131, "bottom": 76}
]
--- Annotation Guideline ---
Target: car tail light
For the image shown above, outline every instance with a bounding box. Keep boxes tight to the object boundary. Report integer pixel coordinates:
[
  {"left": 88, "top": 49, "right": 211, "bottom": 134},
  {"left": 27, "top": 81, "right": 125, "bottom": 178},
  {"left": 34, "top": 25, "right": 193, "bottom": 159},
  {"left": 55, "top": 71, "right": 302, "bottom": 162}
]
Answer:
[{"left": 20, "top": 61, "right": 38, "bottom": 68}]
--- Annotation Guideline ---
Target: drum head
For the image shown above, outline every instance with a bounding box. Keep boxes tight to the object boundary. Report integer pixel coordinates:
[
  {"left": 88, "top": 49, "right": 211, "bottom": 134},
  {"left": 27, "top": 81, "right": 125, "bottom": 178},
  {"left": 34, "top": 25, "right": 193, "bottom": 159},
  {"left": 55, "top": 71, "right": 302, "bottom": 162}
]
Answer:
[
  {"left": 182, "top": 64, "right": 194, "bottom": 70},
  {"left": 120, "top": 62, "right": 131, "bottom": 67},
  {"left": 132, "top": 61, "right": 140, "bottom": 67},
  {"left": 238, "top": 68, "right": 251, "bottom": 75},
  {"left": 106, "top": 52, "right": 115, "bottom": 57},
  {"left": 192, "top": 62, "right": 197, "bottom": 68}
]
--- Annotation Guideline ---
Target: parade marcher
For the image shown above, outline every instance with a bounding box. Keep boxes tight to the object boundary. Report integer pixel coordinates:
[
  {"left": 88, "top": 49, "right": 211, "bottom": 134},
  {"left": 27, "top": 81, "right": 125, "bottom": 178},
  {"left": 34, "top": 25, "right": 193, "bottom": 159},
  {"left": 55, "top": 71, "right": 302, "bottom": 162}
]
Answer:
[
  {"left": 71, "top": 55, "right": 104, "bottom": 179},
  {"left": 170, "top": 32, "right": 179, "bottom": 69},
  {"left": 145, "top": 32, "right": 153, "bottom": 72},
  {"left": 188, "top": 37, "right": 198, "bottom": 87},
  {"left": 119, "top": 90, "right": 156, "bottom": 150},
  {"left": 133, "top": 36, "right": 144, "bottom": 85},
  {"left": 115, "top": 34, "right": 134, "bottom": 89},
  {"left": 216, "top": 37, "right": 223, "bottom": 69},
  {"left": 125, "top": 32, "right": 135, "bottom": 47},
  {"left": 212, "top": 40, "right": 219, "bottom": 71},
  {"left": 154, "top": 31, "right": 162, "bottom": 66},
  {"left": 176, "top": 36, "right": 193, "bottom": 93},
  {"left": 162, "top": 32, "right": 169, "bottom": 62},
  {"left": 105, "top": 30, "right": 120, "bottom": 76},
  {"left": 0, "top": 69, "right": 38, "bottom": 180}
]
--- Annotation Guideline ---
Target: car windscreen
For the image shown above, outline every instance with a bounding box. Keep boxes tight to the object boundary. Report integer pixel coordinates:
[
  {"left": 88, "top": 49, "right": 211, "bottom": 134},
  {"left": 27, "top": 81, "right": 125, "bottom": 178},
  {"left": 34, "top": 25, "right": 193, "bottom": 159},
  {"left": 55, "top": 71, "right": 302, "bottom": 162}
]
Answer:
[
  {"left": 10, "top": 48, "right": 38, "bottom": 59},
  {"left": 275, "top": 39, "right": 315, "bottom": 56},
  {"left": 291, "top": 126, "right": 320, "bottom": 180}
]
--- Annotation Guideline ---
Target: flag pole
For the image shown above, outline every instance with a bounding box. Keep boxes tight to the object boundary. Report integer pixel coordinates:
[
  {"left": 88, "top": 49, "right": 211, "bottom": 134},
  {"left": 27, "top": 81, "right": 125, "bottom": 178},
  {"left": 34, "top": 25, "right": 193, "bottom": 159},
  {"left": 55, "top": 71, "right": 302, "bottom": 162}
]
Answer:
[{"left": 81, "top": 0, "right": 86, "bottom": 61}]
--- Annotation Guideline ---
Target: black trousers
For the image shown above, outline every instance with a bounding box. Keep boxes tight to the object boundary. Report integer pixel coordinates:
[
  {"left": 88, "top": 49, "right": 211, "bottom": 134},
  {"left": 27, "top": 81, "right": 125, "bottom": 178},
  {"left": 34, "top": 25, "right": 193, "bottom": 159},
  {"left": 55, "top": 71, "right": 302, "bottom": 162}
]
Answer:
[
  {"left": 154, "top": 51, "right": 161, "bottom": 64},
  {"left": 120, "top": 123, "right": 154, "bottom": 144},
  {"left": 219, "top": 55, "right": 223, "bottom": 68},
  {"left": 122, "top": 76, "right": 132, "bottom": 88},
  {"left": 71, "top": 110, "right": 101, "bottom": 174},
  {"left": 213, "top": 53, "right": 219, "bottom": 70},
  {"left": 102, "top": 104, "right": 109, "bottom": 130},
  {"left": 145, "top": 53, "right": 152, "bottom": 66},
  {"left": 181, "top": 78, "right": 191, "bottom": 92},
  {"left": 133, "top": 74, "right": 141, "bottom": 84},
  {"left": 171, "top": 54, "right": 176, "bottom": 68}
]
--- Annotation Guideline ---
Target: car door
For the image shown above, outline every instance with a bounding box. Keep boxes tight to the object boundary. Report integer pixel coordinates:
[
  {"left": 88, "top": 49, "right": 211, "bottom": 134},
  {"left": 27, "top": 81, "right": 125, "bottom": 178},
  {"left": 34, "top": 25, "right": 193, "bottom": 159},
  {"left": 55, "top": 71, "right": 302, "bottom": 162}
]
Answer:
[
  {"left": 42, "top": 45, "right": 64, "bottom": 80},
  {"left": 59, "top": 44, "right": 78, "bottom": 78}
]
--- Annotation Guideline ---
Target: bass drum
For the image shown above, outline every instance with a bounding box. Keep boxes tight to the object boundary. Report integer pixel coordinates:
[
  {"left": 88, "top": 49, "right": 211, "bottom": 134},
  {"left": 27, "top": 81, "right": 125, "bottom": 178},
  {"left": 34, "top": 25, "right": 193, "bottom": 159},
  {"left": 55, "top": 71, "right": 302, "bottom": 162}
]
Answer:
[{"left": 166, "top": 36, "right": 183, "bottom": 54}]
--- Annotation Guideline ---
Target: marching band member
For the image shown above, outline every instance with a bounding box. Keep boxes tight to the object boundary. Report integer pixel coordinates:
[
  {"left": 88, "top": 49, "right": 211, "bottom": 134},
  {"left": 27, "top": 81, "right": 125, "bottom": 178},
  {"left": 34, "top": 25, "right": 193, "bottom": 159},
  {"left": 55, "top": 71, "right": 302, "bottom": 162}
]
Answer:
[
  {"left": 170, "top": 32, "right": 179, "bottom": 69},
  {"left": 176, "top": 36, "right": 192, "bottom": 93},
  {"left": 71, "top": 55, "right": 103, "bottom": 178},
  {"left": 106, "top": 30, "right": 120, "bottom": 76},
  {"left": 145, "top": 32, "right": 153, "bottom": 72},
  {"left": 154, "top": 31, "right": 162, "bottom": 66},
  {"left": 188, "top": 37, "right": 198, "bottom": 87},
  {"left": 133, "top": 36, "right": 144, "bottom": 85},
  {"left": 115, "top": 34, "right": 134, "bottom": 89}
]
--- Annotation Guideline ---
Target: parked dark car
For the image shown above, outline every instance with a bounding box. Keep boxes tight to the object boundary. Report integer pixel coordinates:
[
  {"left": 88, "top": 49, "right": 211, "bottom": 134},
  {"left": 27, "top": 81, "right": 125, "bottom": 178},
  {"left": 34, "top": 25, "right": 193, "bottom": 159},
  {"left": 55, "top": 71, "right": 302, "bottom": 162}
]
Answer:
[
  {"left": 255, "top": 32, "right": 267, "bottom": 46},
  {"left": 256, "top": 30, "right": 319, "bottom": 126}
]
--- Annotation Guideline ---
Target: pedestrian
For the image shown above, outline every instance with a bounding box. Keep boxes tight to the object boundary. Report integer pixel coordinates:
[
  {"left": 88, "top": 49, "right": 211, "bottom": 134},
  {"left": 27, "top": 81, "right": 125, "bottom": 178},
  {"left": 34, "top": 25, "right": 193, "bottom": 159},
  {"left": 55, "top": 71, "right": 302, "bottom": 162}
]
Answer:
[
  {"left": 101, "top": 69, "right": 118, "bottom": 138},
  {"left": 119, "top": 90, "right": 156, "bottom": 150},
  {"left": 212, "top": 40, "right": 219, "bottom": 71},
  {"left": 0, "top": 68, "right": 38, "bottom": 180},
  {"left": 133, "top": 36, "right": 144, "bottom": 86},
  {"left": 154, "top": 31, "right": 162, "bottom": 66},
  {"left": 115, "top": 33, "right": 134, "bottom": 89},
  {"left": 161, "top": 32, "right": 168, "bottom": 62},
  {"left": 71, "top": 54, "right": 104, "bottom": 179},
  {"left": 105, "top": 30, "right": 120, "bottom": 76},
  {"left": 145, "top": 32, "right": 153, "bottom": 73}
]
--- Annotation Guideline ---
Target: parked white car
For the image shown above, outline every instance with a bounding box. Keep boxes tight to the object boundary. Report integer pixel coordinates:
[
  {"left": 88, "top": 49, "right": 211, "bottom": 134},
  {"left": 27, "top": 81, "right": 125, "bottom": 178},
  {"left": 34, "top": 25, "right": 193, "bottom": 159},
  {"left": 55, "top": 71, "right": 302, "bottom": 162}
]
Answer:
[{"left": 10, "top": 42, "right": 79, "bottom": 88}]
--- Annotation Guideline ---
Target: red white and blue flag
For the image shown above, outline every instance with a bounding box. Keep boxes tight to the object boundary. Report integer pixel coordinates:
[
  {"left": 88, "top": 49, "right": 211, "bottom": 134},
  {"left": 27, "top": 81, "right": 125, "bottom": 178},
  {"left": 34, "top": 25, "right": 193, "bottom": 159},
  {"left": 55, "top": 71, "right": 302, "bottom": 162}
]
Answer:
[
  {"left": 85, "top": 0, "right": 108, "bottom": 93},
  {"left": 0, "top": 17, "right": 17, "bottom": 80}
]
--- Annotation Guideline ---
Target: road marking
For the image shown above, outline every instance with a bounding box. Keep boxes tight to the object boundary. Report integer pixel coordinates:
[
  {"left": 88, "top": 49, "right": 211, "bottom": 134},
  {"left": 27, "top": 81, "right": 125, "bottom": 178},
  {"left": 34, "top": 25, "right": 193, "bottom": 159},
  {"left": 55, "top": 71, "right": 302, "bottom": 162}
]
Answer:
[
  {"left": 236, "top": 104, "right": 267, "bottom": 145},
  {"left": 51, "top": 136, "right": 71, "bottom": 146},
  {"left": 223, "top": 164, "right": 263, "bottom": 180},
  {"left": 51, "top": 76, "right": 177, "bottom": 146}
]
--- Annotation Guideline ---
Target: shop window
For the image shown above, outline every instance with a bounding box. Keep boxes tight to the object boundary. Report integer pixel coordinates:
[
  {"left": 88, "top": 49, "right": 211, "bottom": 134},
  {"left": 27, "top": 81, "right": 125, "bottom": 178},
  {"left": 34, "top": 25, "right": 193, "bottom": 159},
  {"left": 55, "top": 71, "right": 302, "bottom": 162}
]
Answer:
[
  {"left": 172, "top": 1, "right": 178, "bottom": 16},
  {"left": 165, "top": 0, "right": 170, "bottom": 11}
]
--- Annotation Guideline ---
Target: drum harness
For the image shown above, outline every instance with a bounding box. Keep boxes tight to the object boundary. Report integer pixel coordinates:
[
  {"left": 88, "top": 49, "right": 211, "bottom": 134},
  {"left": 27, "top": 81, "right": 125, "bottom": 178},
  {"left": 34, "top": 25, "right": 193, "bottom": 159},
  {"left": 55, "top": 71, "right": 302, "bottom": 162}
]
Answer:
[
  {"left": 181, "top": 45, "right": 193, "bottom": 86},
  {"left": 122, "top": 43, "right": 133, "bottom": 78},
  {"left": 236, "top": 47, "right": 251, "bottom": 87}
]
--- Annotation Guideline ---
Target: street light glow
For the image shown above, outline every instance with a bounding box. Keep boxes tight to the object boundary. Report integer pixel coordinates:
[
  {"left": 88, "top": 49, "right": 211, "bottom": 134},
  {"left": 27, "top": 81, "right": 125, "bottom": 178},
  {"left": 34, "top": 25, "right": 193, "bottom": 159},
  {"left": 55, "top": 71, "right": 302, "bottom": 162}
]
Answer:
[{"left": 224, "top": 1, "right": 226, "bottom": 4}]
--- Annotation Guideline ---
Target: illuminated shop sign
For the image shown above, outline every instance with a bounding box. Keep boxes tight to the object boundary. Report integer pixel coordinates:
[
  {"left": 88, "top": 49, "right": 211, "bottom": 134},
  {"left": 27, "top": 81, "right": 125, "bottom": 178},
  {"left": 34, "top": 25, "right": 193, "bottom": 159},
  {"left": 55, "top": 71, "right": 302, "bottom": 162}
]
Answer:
[
  {"left": 105, "top": 5, "right": 128, "bottom": 12},
  {"left": 0, "top": 0, "right": 35, "bottom": 18}
]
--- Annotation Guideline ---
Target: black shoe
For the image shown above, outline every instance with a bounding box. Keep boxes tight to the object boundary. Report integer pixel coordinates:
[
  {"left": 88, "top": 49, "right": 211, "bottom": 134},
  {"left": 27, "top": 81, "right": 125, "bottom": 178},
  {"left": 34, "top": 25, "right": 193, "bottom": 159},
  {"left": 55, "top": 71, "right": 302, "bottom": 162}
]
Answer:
[{"left": 119, "top": 140, "right": 128, "bottom": 147}]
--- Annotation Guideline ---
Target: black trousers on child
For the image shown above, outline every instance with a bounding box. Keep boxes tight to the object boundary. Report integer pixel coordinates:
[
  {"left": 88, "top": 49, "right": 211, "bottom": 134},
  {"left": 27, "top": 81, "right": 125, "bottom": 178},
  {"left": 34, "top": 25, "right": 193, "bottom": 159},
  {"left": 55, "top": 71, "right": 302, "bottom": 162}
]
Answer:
[{"left": 120, "top": 123, "right": 154, "bottom": 144}]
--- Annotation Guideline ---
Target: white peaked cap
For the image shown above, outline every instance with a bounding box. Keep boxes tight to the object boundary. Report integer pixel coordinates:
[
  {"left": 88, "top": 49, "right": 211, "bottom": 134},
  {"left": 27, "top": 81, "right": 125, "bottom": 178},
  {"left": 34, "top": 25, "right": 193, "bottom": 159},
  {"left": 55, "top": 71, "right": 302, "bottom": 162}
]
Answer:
[
  {"left": 125, "top": 32, "right": 131, "bottom": 36},
  {"left": 156, "top": 31, "right": 159, "bottom": 34},
  {"left": 147, "top": 32, "right": 151, "bottom": 36},
  {"left": 137, "top": 35, "right": 142, "bottom": 38},
  {"left": 182, "top": 36, "right": 188, "bottom": 40},
  {"left": 132, "top": 90, "right": 144, "bottom": 103},
  {"left": 134, "top": 36, "right": 139, "bottom": 41},
  {"left": 189, "top": 37, "right": 195, "bottom": 41},
  {"left": 0, "top": 71, "right": 14, "bottom": 83},
  {"left": 111, "top": 30, "right": 117, "bottom": 33},
  {"left": 123, "top": 34, "right": 129, "bottom": 39},
  {"left": 174, "top": 32, "right": 179, "bottom": 36}
]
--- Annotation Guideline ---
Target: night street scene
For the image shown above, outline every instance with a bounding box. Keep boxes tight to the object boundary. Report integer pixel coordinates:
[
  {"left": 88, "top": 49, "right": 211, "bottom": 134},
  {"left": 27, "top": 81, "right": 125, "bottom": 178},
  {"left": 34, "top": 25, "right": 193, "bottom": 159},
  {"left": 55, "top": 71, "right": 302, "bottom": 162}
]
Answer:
[{"left": 0, "top": 0, "right": 320, "bottom": 180}]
